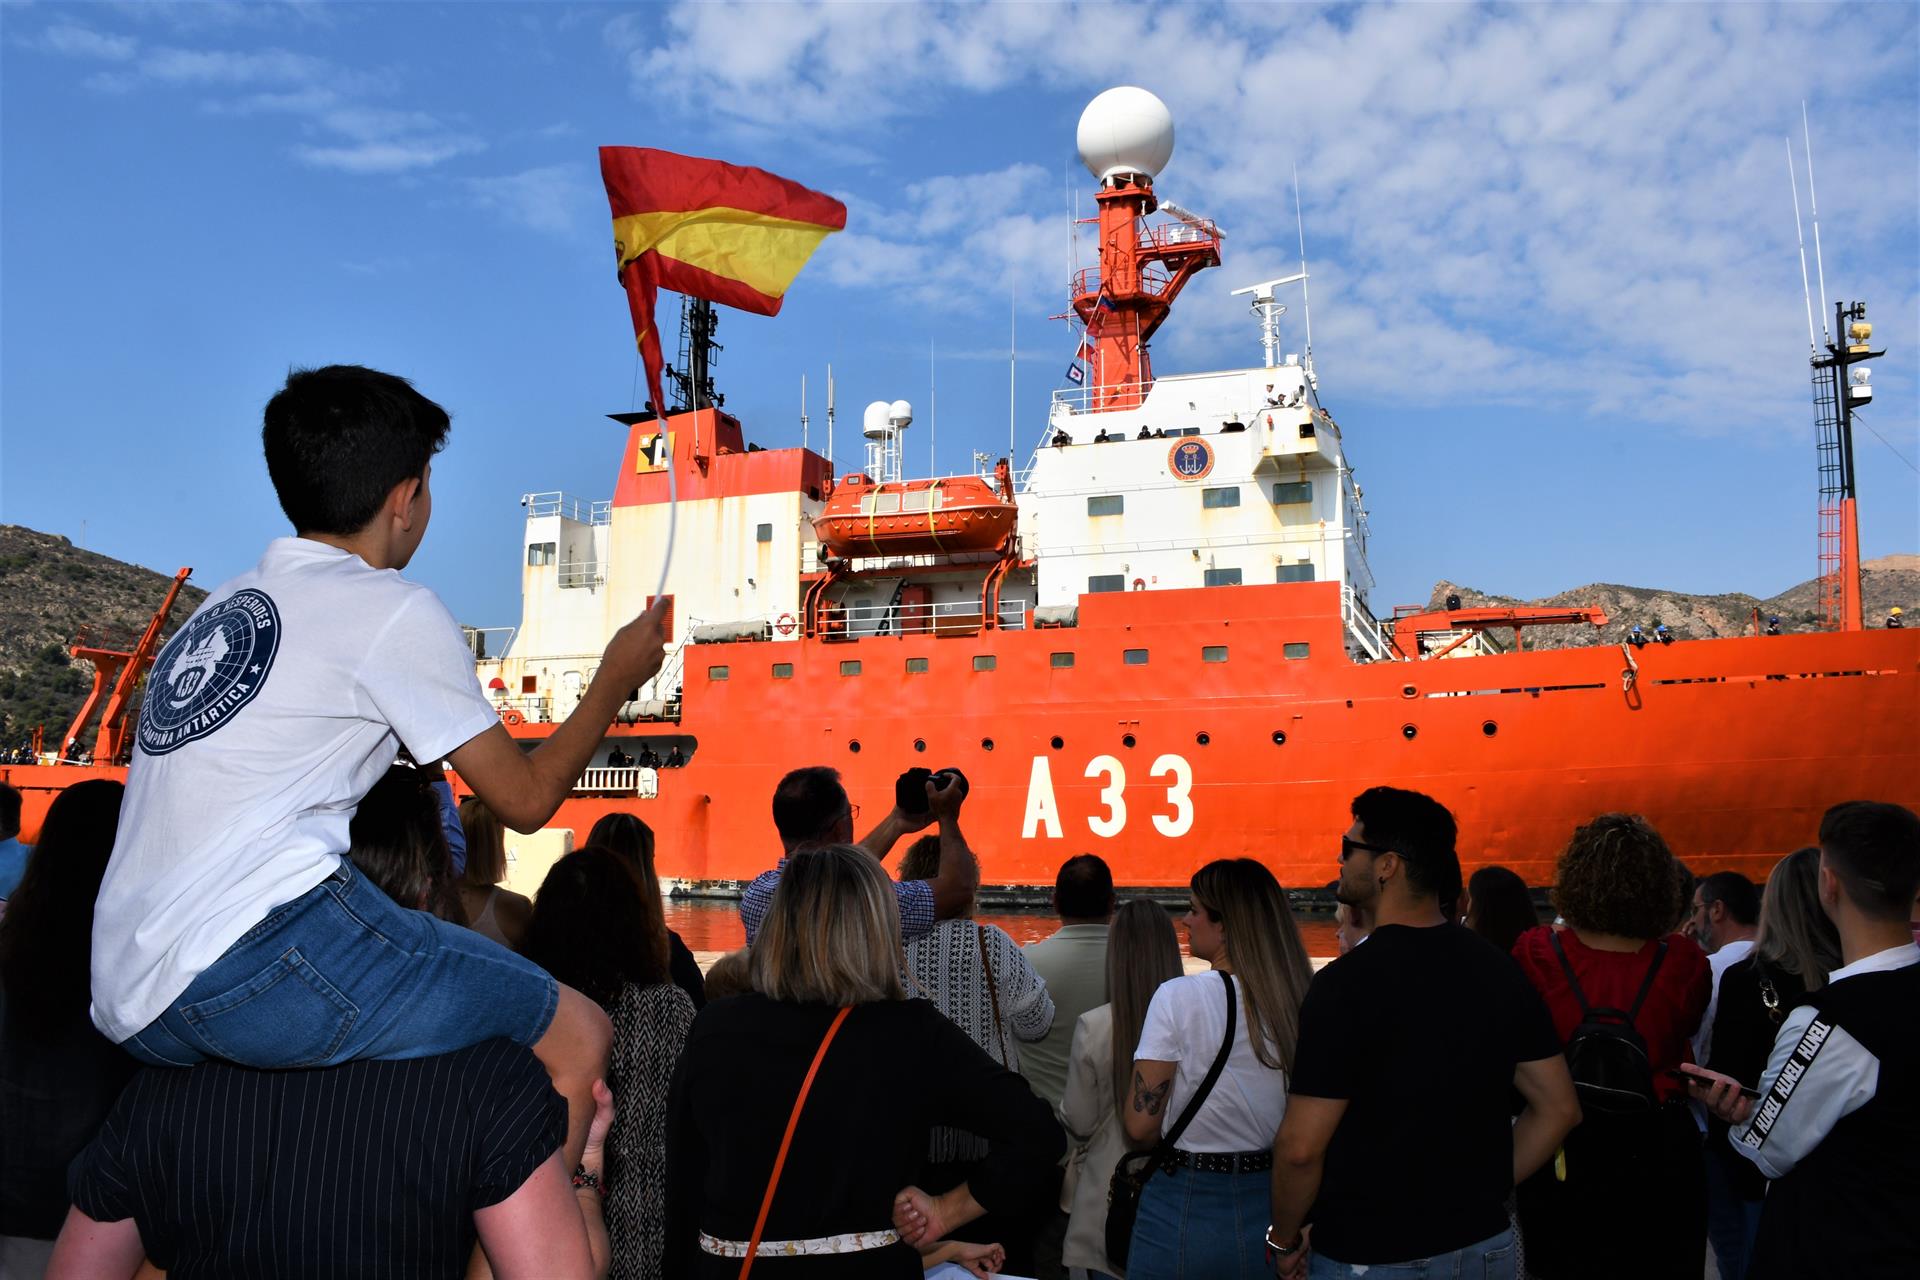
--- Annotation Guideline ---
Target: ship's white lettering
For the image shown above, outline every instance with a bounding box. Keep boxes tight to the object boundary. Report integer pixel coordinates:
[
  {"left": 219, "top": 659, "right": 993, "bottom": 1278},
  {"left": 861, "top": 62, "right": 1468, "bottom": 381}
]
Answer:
[
  {"left": 1023, "top": 756, "right": 1063, "bottom": 840},
  {"left": 1085, "top": 756, "right": 1126, "bottom": 839},
  {"left": 1150, "top": 754, "right": 1194, "bottom": 837}
]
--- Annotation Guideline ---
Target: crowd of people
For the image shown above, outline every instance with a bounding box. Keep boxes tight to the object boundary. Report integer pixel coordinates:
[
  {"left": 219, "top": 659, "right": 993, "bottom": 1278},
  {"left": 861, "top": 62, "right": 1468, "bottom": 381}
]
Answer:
[{"left": 1, "top": 364, "right": 1915, "bottom": 1280}]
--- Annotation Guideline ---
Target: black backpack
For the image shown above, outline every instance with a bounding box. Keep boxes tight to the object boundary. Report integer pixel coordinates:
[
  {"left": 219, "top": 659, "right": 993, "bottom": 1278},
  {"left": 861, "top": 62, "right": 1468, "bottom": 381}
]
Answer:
[{"left": 1549, "top": 930, "right": 1667, "bottom": 1115}]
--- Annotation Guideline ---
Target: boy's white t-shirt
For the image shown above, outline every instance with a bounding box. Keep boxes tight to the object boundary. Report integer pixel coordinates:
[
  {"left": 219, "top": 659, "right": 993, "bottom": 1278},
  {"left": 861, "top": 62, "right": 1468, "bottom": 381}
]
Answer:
[
  {"left": 90, "top": 538, "right": 502, "bottom": 1043},
  {"left": 1132, "top": 970, "right": 1289, "bottom": 1152}
]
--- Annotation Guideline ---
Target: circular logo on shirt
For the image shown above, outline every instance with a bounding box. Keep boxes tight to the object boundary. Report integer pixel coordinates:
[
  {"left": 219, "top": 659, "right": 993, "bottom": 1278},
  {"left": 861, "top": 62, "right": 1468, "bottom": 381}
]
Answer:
[
  {"left": 138, "top": 589, "right": 282, "bottom": 756},
  {"left": 1168, "top": 438, "right": 1214, "bottom": 481}
]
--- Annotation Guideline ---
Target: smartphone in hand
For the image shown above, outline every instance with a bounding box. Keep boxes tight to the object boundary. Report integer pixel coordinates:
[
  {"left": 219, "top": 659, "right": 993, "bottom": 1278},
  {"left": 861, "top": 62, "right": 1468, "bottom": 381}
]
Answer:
[{"left": 1671, "top": 1065, "right": 1761, "bottom": 1101}]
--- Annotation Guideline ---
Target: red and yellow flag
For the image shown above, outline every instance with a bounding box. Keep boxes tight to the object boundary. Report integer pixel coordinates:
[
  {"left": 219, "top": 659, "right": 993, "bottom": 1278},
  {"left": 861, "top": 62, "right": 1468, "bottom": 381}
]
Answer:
[{"left": 600, "top": 146, "right": 846, "bottom": 416}]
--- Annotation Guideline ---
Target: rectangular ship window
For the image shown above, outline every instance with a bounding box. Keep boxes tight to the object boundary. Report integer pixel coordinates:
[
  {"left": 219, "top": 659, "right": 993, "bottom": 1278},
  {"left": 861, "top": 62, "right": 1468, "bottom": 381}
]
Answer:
[
  {"left": 755, "top": 523, "right": 773, "bottom": 543},
  {"left": 521, "top": 675, "right": 538, "bottom": 694},
  {"left": 772, "top": 663, "right": 794, "bottom": 679},
  {"left": 1124, "top": 648, "right": 1149, "bottom": 666},
  {"left": 1203, "top": 568, "right": 1242, "bottom": 587},
  {"left": 1202, "top": 486, "right": 1240, "bottom": 509},
  {"left": 906, "top": 657, "right": 930, "bottom": 674},
  {"left": 707, "top": 666, "right": 729, "bottom": 680},
  {"left": 1087, "top": 494, "right": 1124, "bottom": 517},
  {"left": 1050, "top": 652, "right": 1075, "bottom": 669},
  {"left": 1275, "top": 563, "right": 1315, "bottom": 583},
  {"left": 1087, "top": 574, "right": 1125, "bottom": 593},
  {"left": 1203, "top": 645, "right": 1228, "bottom": 663},
  {"left": 840, "top": 660, "right": 862, "bottom": 676},
  {"left": 1272, "top": 480, "right": 1314, "bottom": 505},
  {"left": 526, "top": 541, "right": 556, "bottom": 566},
  {"left": 972, "top": 655, "right": 997, "bottom": 672},
  {"left": 1284, "top": 642, "right": 1311, "bottom": 660}
]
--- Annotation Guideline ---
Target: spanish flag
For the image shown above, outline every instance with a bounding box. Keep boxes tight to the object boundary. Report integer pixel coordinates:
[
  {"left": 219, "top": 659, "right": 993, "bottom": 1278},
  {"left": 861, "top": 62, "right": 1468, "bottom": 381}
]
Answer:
[{"left": 601, "top": 146, "right": 846, "bottom": 417}]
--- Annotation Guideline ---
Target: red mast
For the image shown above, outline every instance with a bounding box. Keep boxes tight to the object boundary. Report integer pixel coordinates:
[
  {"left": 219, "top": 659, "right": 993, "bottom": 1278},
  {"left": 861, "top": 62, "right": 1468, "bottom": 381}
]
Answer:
[{"left": 1070, "top": 88, "right": 1222, "bottom": 411}]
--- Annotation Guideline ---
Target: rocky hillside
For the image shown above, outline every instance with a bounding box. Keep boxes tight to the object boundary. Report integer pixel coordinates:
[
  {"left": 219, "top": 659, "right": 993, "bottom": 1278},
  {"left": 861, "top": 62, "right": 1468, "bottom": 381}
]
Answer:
[
  {"left": 0, "top": 525, "right": 206, "bottom": 749},
  {"left": 1426, "top": 554, "right": 1918, "bottom": 651}
]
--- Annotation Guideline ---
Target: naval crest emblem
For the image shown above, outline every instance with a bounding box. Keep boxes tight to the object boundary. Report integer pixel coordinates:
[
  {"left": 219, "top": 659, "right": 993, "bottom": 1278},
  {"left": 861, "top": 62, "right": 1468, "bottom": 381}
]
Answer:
[
  {"left": 1168, "top": 438, "right": 1214, "bottom": 481},
  {"left": 138, "top": 588, "right": 281, "bottom": 756}
]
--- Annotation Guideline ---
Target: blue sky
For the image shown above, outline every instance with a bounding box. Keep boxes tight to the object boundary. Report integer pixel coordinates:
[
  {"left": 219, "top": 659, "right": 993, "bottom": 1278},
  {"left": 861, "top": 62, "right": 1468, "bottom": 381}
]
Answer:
[{"left": 3, "top": 1, "right": 1915, "bottom": 633}]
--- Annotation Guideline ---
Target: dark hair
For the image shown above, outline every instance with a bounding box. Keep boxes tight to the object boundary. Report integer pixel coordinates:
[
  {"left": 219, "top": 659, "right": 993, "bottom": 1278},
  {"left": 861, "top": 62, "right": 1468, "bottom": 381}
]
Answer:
[
  {"left": 522, "top": 846, "right": 670, "bottom": 1008},
  {"left": 349, "top": 766, "right": 463, "bottom": 923},
  {"left": 1818, "top": 801, "right": 1920, "bottom": 923},
  {"left": 261, "top": 364, "right": 450, "bottom": 535},
  {"left": 1465, "top": 866, "right": 1538, "bottom": 955},
  {"left": 1350, "top": 786, "right": 1461, "bottom": 903},
  {"left": 0, "top": 781, "right": 20, "bottom": 838},
  {"left": 1696, "top": 870, "right": 1761, "bottom": 927},
  {"left": 1055, "top": 853, "right": 1115, "bottom": 919},
  {"left": 898, "top": 833, "right": 941, "bottom": 882},
  {"left": 0, "top": 780, "right": 123, "bottom": 1032},
  {"left": 1551, "top": 813, "right": 1686, "bottom": 940},
  {"left": 771, "top": 766, "right": 848, "bottom": 849},
  {"left": 587, "top": 811, "right": 657, "bottom": 883}
]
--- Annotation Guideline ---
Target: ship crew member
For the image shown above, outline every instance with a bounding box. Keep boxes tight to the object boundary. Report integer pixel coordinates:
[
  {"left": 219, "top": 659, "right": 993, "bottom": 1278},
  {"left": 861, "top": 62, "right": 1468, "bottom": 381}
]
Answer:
[
  {"left": 1890, "top": 607, "right": 1904, "bottom": 629},
  {"left": 1137, "top": 426, "right": 1153, "bottom": 439},
  {"left": 1265, "top": 383, "right": 1283, "bottom": 407},
  {"left": 606, "top": 744, "right": 634, "bottom": 769},
  {"left": 1221, "top": 417, "right": 1247, "bottom": 433},
  {"left": 1766, "top": 615, "right": 1781, "bottom": 636},
  {"left": 663, "top": 745, "right": 686, "bottom": 769},
  {"left": 1629, "top": 625, "right": 1649, "bottom": 648},
  {"left": 637, "top": 743, "right": 662, "bottom": 770},
  {"left": 1656, "top": 623, "right": 1674, "bottom": 645},
  {"left": 1445, "top": 592, "right": 1462, "bottom": 612},
  {"left": 1051, "top": 429, "right": 1072, "bottom": 447}
]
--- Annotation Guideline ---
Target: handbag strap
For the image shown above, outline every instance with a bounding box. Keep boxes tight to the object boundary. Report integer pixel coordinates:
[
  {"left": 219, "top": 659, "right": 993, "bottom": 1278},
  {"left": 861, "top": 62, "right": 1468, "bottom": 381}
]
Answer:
[
  {"left": 739, "top": 1005, "right": 852, "bottom": 1280},
  {"left": 1164, "top": 970, "right": 1237, "bottom": 1151},
  {"left": 977, "top": 924, "right": 1009, "bottom": 1067}
]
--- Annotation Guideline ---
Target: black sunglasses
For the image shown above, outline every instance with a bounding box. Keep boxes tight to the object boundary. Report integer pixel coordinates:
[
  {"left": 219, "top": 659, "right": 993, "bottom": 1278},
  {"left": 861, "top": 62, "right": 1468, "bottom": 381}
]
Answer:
[{"left": 1340, "top": 835, "right": 1399, "bottom": 862}]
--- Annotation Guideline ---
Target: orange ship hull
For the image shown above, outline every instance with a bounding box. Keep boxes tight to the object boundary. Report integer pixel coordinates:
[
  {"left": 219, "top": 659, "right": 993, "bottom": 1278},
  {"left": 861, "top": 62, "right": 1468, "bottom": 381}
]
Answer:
[{"left": 461, "top": 583, "right": 1919, "bottom": 893}]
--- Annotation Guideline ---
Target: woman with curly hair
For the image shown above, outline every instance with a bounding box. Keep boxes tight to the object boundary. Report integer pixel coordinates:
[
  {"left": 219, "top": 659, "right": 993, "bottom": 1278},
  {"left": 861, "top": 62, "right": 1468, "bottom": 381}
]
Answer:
[{"left": 1512, "top": 813, "right": 1711, "bottom": 1280}]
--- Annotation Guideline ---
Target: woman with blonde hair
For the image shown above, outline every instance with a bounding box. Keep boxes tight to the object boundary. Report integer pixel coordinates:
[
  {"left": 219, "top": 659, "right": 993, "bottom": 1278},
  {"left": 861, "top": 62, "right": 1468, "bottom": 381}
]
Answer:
[
  {"left": 1122, "top": 859, "right": 1313, "bottom": 1278},
  {"left": 457, "top": 795, "right": 532, "bottom": 950},
  {"left": 1701, "top": 847, "right": 1841, "bottom": 1279},
  {"left": 664, "top": 845, "right": 1060, "bottom": 1278},
  {"left": 1060, "top": 899, "right": 1184, "bottom": 1278}
]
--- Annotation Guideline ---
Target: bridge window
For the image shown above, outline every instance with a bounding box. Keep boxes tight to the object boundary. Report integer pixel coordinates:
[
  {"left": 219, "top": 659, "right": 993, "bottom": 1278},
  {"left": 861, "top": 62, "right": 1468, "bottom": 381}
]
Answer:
[
  {"left": 1276, "top": 563, "right": 1315, "bottom": 583},
  {"left": 1203, "top": 645, "right": 1228, "bottom": 663},
  {"left": 1124, "top": 648, "right": 1149, "bottom": 665},
  {"left": 1051, "top": 652, "right": 1076, "bottom": 669},
  {"left": 707, "top": 666, "right": 729, "bottom": 680},
  {"left": 1202, "top": 486, "right": 1241, "bottom": 509},
  {"left": 1087, "top": 494, "right": 1124, "bottom": 517},
  {"left": 906, "top": 657, "right": 929, "bottom": 674},
  {"left": 772, "top": 663, "right": 794, "bottom": 679},
  {"left": 972, "top": 655, "right": 997, "bottom": 672},
  {"left": 755, "top": 523, "right": 773, "bottom": 543},
  {"left": 526, "top": 541, "right": 556, "bottom": 566},
  {"left": 840, "top": 660, "right": 862, "bottom": 676},
  {"left": 1087, "top": 574, "right": 1125, "bottom": 593},
  {"left": 1272, "top": 480, "right": 1313, "bottom": 506},
  {"left": 1203, "top": 567, "right": 1242, "bottom": 587},
  {"left": 1284, "top": 642, "right": 1311, "bottom": 660}
]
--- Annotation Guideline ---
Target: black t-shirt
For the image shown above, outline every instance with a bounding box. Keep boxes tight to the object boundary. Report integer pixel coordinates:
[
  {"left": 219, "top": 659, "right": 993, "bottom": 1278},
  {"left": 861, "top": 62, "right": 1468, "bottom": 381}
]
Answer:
[
  {"left": 1290, "top": 923, "right": 1561, "bottom": 1265},
  {"left": 68, "top": 1038, "right": 565, "bottom": 1279}
]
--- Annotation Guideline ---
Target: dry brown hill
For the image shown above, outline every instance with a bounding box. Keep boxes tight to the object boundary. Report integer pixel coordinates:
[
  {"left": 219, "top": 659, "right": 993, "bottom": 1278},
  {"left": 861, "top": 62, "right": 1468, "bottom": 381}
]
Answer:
[
  {"left": 1427, "top": 555, "right": 1918, "bottom": 651},
  {"left": 0, "top": 525, "right": 207, "bottom": 748}
]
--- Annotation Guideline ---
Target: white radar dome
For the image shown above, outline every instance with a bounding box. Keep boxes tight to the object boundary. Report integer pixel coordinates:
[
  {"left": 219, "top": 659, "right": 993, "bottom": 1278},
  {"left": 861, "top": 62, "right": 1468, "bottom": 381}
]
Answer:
[
  {"left": 888, "top": 399, "right": 913, "bottom": 428},
  {"left": 1077, "top": 86, "right": 1174, "bottom": 183},
  {"left": 862, "top": 400, "right": 891, "bottom": 438}
]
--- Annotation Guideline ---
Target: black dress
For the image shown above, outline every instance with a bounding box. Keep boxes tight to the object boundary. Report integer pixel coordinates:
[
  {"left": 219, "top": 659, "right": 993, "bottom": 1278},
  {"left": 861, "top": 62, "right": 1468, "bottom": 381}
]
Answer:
[
  {"left": 1704, "top": 957, "right": 1813, "bottom": 1201},
  {"left": 664, "top": 993, "right": 1064, "bottom": 1279},
  {"left": 0, "top": 998, "right": 136, "bottom": 1239}
]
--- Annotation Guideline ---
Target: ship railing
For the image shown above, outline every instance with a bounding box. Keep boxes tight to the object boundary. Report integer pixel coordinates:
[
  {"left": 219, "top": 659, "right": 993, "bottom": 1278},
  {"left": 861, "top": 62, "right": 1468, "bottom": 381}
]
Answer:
[
  {"left": 824, "top": 599, "right": 1027, "bottom": 639},
  {"left": 1342, "top": 586, "right": 1391, "bottom": 663},
  {"left": 494, "top": 693, "right": 552, "bottom": 723},
  {"left": 558, "top": 559, "right": 605, "bottom": 590},
  {"left": 522, "top": 492, "right": 612, "bottom": 525},
  {"left": 574, "top": 766, "right": 659, "bottom": 797},
  {"left": 1049, "top": 379, "right": 1155, "bottom": 416}
]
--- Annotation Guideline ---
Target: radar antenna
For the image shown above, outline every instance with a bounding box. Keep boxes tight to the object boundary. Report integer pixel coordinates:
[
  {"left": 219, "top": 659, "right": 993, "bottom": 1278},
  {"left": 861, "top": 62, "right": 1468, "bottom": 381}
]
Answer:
[
  {"left": 1230, "top": 273, "right": 1306, "bottom": 370},
  {"left": 1293, "top": 164, "right": 1315, "bottom": 383}
]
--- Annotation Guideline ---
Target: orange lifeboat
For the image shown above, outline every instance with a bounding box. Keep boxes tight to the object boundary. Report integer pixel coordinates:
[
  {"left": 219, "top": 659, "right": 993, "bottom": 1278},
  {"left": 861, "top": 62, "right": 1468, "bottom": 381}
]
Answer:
[{"left": 813, "top": 473, "right": 1016, "bottom": 558}]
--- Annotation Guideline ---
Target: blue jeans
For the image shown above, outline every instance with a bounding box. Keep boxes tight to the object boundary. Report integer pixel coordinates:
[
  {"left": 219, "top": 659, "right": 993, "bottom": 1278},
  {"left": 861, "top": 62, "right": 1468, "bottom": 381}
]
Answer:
[
  {"left": 1308, "top": 1228, "right": 1516, "bottom": 1280},
  {"left": 1127, "top": 1164, "right": 1269, "bottom": 1280},
  {"left": 122, "top": 860, "right": 558, "bottom": 1069}
]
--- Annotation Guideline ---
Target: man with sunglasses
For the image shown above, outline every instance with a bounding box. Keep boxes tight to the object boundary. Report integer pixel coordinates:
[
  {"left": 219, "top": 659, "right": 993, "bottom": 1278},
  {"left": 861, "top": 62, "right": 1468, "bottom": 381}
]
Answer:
[
  {"left": 1268, "top": 787, "right": 1581, "bottom": 1279},
  {"left": 738, "top": 765, "right": 978, "bottom": 944}
]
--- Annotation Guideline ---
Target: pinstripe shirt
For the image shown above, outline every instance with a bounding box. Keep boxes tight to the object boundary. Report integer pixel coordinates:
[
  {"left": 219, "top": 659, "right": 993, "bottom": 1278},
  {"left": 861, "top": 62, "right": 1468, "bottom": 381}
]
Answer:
[{"left": 67, "top": 1038, "right": 565, "bottom": 1278}]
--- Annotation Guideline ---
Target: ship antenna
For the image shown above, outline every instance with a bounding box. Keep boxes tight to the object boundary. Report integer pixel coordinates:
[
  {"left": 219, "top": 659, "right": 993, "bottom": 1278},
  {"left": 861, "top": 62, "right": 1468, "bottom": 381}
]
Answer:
[
  {"left": 930, "top": 336, "right": 937, "bottom": 475},
  {"left": 801, "top": 373, "right": 810, "bottom": 452},
  {"left": 1803, "top": 103, "right": 1831, "bottom": 344},
  {"left": 1786, "top": 136, "right": 1817, "bottom": 351},
  {"left": 1293, "top": 164, "right": 1315, "bottom": 379},
  {"left": 1009, "top": 271, "right": 1017, "bottom": 465},
  {"left": 826, "top": 363, "right": 835, "bottom": 472}
]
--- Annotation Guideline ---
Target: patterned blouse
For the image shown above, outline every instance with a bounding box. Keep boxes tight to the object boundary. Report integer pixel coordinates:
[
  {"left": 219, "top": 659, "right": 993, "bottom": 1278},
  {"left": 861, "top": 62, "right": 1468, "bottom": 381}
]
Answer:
[
  {"left": 606, "top": 981, "right": 698, "bottom": 1280},
  {"left": 905, "top": 919, "right": 1055, "bottom": 1163}
]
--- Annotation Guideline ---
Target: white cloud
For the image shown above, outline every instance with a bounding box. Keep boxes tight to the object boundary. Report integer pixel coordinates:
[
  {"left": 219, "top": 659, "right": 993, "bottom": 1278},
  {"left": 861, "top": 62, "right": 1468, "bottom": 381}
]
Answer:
[
  {"left": 463, "top": 165, "right": 592, "bottom": 234},
  {"left": 297, "top": 139, "right": 485, "bottom": 175},
  {"left": 39, "top": 25, "right": 139, "bottom": 61},
  {"left": 618, "top": 2, "right": 1917, "bottom": 437}
]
